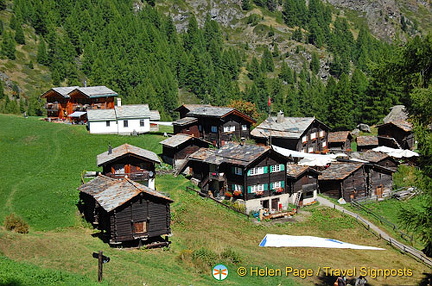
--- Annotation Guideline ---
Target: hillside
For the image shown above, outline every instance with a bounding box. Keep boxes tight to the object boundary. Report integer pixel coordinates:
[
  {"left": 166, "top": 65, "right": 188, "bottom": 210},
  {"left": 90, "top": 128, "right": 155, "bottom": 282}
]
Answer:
[
  {"left": 0, "top": 114, "right": 430, "bottom": 285},
  {"left": 1, "top": 0, "right": 432, "bottom": 128}
]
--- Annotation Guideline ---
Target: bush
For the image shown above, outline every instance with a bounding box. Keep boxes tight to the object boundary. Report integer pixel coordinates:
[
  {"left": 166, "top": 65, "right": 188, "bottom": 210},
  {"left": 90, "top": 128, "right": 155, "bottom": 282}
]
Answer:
[
  {"left": 4, "top": 213, "right": 29, "bottom": 234},
  {"left": 221, "top": 248, "right": 242, "bottom": 264}
]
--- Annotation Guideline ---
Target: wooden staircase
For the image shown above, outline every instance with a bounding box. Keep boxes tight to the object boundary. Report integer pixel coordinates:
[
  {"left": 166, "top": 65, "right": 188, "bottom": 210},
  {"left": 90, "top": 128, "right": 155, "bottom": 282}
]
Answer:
[{"left": 294, "top": 191, "right": 302, "bottom": 208}]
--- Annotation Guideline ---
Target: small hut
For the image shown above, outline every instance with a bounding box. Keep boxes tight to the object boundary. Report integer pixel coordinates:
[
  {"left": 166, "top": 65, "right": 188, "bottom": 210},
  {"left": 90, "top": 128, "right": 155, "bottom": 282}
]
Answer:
[
  {"left": 286, "top": 165, "right": 321, "bottom": 206},
  {"left": 78, "top": 175, "right": 173, "bottom": 245},
  {"left": 356, "top": 136, "right": 379, "bottom": 152},
  {"left": 328, "top": 131, "right": 352, "bottom": 151}
]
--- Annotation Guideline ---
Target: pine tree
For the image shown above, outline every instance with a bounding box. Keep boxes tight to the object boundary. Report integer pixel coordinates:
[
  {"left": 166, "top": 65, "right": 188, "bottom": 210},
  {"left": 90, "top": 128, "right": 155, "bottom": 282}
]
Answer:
[
  {"left": 36, "top": 38, "right": 49, "bottom": 65},
  {"left": 279, "top": 61, "right": 294, "bottom": 84},
  {"left": 1, "top": 32, "right": 16, "bottom": 60},
  {"left": 327, "top": 73, "right": 355, "bottom": 130},
  {"left": 242, "top": 0, "right": 252, "bottom": 11},
  {"left": 0, "top": 79, "right": 4, "bottom": 100},
  {"left": 0, "top": 0, "right": 6, "bottom": 10},
  {"left": 261, "top": 48, "right": 274, "bottom": 72},
  {"left": 310, "top": 51, "right": 320, "bottom": 74},
  {"left": 15, "top": 22, "right": 25, "bottom": 45}
]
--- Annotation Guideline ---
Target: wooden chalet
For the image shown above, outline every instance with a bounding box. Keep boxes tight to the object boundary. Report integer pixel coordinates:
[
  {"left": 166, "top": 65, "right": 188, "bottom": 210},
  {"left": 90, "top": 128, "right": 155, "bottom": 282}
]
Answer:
[
  {"left": 286, "top": 165, "right": 320, "bottom": 207},
  {"left": 377, "top": 105, "right": 414, "bottom": 150},
  {"left": 78, "top": 175, "right": 173, "bottom": 245},
  {"left": 159, "top": 133, "right": 210, "bottom": 169},
  {"left": 356, "top": 136, "right": 379, "bottom": 152},
  {"left": 41, "top": 86, "right": 118, "bottom": 120},
  {"left": 365, "top": 164, "right": 395, "bottom": 200},
  {"left": 251, "top": 111, "right": 330, "bottom": 153},
  {"left": 172, "top": 106, "right": 256, "bottom": 148},
  {"left": 328, "top": 131, "right": 353, "bottom": 151},
  {"left": 187, "top": 143, "right": 291, "bottom": 213},
  {"left": 97, "top": 144, "right": 160, "bottom": 189},
  {"left": 318, "top": 162, "right": 367, "bottom": 202}
]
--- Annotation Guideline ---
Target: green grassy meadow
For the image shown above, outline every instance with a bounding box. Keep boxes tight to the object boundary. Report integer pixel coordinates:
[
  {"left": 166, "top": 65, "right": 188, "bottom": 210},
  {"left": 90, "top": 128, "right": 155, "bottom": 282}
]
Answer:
[{"left": 0, "top": 114, "right": 430, "bottom": 286}]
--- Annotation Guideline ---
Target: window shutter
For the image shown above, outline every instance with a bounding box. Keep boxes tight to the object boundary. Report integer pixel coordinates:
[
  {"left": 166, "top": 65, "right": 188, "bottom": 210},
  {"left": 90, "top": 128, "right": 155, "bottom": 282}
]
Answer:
[
  {"left": 280, "top": 164, "right": 285, "bottom": 171},
  {"left": 231, "top": 184, "right": 235, "bottom": 190},
  {"left": 264, "top": 184, "right": 268, "bottom": 191},
  {"left": 269, "top": 182, "right": 273, "bottom": 189},
  {"left": 247, "top": 169, "right": 251, "bottom": 176},
  {"left": 231, "top": 167, "right": 235, "bottom": 174},
  {"left": 263, "top": 166, "right": 268, "bottom": 173},
  {"left": 281, "top": 181, "right": 285, "bottom": 187},
  {"left": 247, "top": 186, "right": 252, "bottom": 193}
]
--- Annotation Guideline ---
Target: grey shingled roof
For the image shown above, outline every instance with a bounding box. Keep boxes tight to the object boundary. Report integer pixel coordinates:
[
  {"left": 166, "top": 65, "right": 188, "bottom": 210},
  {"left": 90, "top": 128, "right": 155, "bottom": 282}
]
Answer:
[
  {"left": 160, "top": 134, "right": 194, "bottom": 148},
  {"left": 87, "top": 109, "right": 116, "bottom": 121},
  {"left": 172, "top": 117, "right": 198, "bottom": 126},
  {"left": 187, "top": 106, "right": 235, "bottom": 118},
  {"left": 381, "top": 105, "right": 412, "bottom": 132},
  {"left": 87, "top": 105, "right": 150, "bottom": 121},
  {"left": 318, "top": 162, "right": 363, "bottom": 180},
  {"left": 188, "top": 143, "right": 272, "bottom": 167},
  {"left": 150, "top": 110, "right": 161, "bottom": 121},
  {"left": 78, "top": 175, "right": 172, "bottom": 212},
  {"left": 97, "top": 143, "right": 160, "bottom": 166},
  {"left": 286, "top": 165, "right": 320, "bottom": 178},
  {"left": 356, "top": 136, "right": 379, "bottom": 147},
  {"left": 350, "top": 150, "right": 390, "bottom": 163},
  {"left": 251, "top": 117, "right": 321, "bottom": 139},
  {"left": 73, "top": 86, "right": 118, "bottom": 98},
  {"left": 328, "top": 131, "right": 352, "bottom": 143},
  {"left": 41, "top": 86, "right": 79, "bottom": 98},
  {"left": 115, "top": 105, "right": 150, "bottom": 119}
]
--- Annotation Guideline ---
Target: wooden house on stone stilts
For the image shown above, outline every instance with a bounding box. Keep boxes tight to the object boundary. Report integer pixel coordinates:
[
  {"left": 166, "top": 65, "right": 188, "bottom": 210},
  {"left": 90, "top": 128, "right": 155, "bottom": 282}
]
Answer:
[{"left": 78, "top": 175, "right": 173, "bottom": 245}]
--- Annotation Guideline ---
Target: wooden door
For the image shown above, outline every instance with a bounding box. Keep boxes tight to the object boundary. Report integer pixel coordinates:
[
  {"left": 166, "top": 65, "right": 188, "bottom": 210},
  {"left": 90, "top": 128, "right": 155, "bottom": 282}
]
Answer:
[
  {"left": 133, "top": 221, "right": 147, "bottom": 234},
  {"left": 271, "top": 198, "right": 280, "bottom": 211},
  {"left": 376, "top": 185, "right": 383, "bottom": 198}
]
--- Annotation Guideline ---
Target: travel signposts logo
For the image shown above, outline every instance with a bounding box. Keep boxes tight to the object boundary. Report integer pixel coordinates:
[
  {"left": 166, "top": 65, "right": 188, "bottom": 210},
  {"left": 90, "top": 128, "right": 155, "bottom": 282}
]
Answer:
[{"left": 213, "top": 264, "right": 228, "bottom": 281}]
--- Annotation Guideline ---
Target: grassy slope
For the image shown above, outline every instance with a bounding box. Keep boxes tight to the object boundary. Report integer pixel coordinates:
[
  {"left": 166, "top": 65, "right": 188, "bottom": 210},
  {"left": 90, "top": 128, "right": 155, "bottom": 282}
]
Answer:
[{"left": 0, "top": 114, "right": 429, "bottom": 286}]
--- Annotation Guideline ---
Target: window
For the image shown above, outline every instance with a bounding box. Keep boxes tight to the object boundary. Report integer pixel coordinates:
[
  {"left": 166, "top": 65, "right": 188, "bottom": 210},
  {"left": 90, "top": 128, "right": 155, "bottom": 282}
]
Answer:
[
  {"left": 223, "top": 125, "right": 235, "bottom": 132},
  {"left": 273, "top": 181, "right": 282, "bottom": 188},
  {"left": 123, "top": 120, "right": 128, "bottom": 128},
  {"left": 319, "top": 130, "right": 325, "bottom": 137},
  {"left": 248, "top": 166, "right": 265, "bottom": 176},
  {"left": 270, "top": 164, "right": 284, "bottom": 172},
  {"left": 140, "top": 119, "right": 145, "bottom": 127},
  {"left": 304, "top": 191, "right": 314, "bottom": 199},
  {"left": 232, "top": 184, "right": 243, "bottom": 191},
  {"left": 242, "top": 125, "right": 247, "bottom": 131},
  {"left": 302, "top": 135, "right": 307, "bottom": 143},
  {"left": 251, "top": 184, "right": 264, "bottom": 193},
  {"left": 211, "top": 126, "right": 217, "bottom": 133},
  {"left": 233, "top": 167, "right": 242, "bottom": 175},
  {"left": 106, "top": 121, "right": 110, "bottom": 127},
  {"left": 198, "top": 125, "right": 202, "bottom": 131},
  {"left": 308, "top": 146, "right": 314, "bottom": 153},
  {"left": 310, "top": 132, "right": 317, "bottom": 140},
  {"left": 322, "top": 141, "right": 327, "bottom": 148}
]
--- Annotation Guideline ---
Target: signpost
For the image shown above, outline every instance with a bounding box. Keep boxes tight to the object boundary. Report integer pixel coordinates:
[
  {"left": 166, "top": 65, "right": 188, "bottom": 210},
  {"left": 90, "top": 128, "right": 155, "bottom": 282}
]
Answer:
[{"left": 92, "top": 251, "right": 110, "bottom": 282}]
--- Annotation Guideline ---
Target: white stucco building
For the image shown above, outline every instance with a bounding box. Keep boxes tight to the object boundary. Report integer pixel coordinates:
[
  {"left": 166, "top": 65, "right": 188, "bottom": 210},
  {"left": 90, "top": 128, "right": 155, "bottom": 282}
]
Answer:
[{"left": 87, "top": 104, "right": 155, "bottom": 135}]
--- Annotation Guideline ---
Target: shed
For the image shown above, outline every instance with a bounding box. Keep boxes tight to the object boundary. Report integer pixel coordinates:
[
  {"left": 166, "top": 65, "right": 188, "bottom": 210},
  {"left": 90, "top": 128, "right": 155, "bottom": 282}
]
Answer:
[
  {"left": 350, "top": 150, "right": 398, "bottom": 170},
  {"left": 160, "top": 134, "right": 210, "bottom": 169},
  {"left": 286, "top": 165, "right": 321, "bottom": 206},
  {"left": 78, "top": 175, "right": 173, "bottom": 245},
  {"left": 328, "top": 131, "right": 352, "bottom": 151},
  {"left": 319, "top": 162, "right": 366, "bottom": 202},
  {"left": 377, "top": 105, "right": 414, "bottom": 150},
  {"left": 97, "top": 143, "right": 160, "bottom": 189},
  {"left": 356, "top": 136, "right": 379, "bottom": 151}
]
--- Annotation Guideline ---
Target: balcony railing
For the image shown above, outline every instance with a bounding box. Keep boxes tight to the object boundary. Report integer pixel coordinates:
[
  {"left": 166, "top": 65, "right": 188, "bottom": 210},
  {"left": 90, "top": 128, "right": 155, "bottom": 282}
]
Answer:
[{"left": 106, "top": 171, "right": 151, "bottom": 181}]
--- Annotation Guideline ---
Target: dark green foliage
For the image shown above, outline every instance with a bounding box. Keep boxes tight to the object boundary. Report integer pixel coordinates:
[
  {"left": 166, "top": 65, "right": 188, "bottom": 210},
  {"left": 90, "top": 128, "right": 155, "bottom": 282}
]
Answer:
[
  {"left": 0, "top": 20, "right": 3, "bottom": 35},
  {"left": 0, "top": 80, "right": 3, "bottom": 100},
  {"left": 261, "top": 48, "right": 274, "bottom": 72},
  {"left": 310, "top": 51, "right": 320, "bottom": 74},
  {"left": 14, "top": 22, "right": 25, "bottom": 45},
  {"left": 242, "top": 0, "right": 252, "bottom": 10},
  {"left": 327, "top": 73, "right": 355, "bottom": 130},
  {"left": 0, "top": 0, "right": 6, "bottom": 10},
  {"left": 1, "top": 31, "right": 16, "bottom": 60},
  {"left": 36, "top": 38, "right": 48, "bottom": 65},
  {"left": 292, "top": 27, "right": 302, "bottom": 42}
]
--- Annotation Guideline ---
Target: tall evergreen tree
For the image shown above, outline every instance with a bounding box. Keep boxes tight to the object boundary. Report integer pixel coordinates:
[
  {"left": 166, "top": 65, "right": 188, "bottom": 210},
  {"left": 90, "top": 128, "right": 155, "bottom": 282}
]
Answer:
[
  {"left": 15, "top": 22, "right": 25, "bottom": 45},
  {"left": 261, "top": 48, "right": 274, "bottom": 72},
  {"left": 327, "top": 73, "right": 355, "bottom": 130},
  {"left": 1, "top": 32, "right": 16, "bottom": 60}
]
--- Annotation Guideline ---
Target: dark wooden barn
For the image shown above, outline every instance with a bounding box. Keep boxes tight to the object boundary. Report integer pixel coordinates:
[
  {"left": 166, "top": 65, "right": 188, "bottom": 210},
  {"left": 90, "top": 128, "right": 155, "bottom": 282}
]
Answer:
[
  {"left": 328, "top": 131, "right": 353, "bottom": 151},
  {"left": 172, "top": 106, "right": 256, "bottom": 148},
  {"left": 78, "top": 175, "right": 173, "bottom": 245},
  {"left": 174, "top": 104, "right": 212, "bottom": 119},
  {"left": 97, "top": 143, "right": 160, "bottom": 189},
  {"left": 350, "top": 150, "right": 398, "bottom": 171},
  {"left": 318, "top": 162, "right": 367, "bottom": 202},
  {"left": 160, "top": 134, "right": 210, "bottom": 170},
  {"left": 377, "top": 105, "right": 415, "bottom": 150},
  {"left": 286, "top": 165, "right": 321, "bottom": 206},
  {"left": 364, "top": 164, "right": 395, "bottom": 199}
]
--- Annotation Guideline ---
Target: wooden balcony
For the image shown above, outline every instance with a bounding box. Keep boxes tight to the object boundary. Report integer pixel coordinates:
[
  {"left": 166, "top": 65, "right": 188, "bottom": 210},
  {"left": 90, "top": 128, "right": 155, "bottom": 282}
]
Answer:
[
  {"left": 105, "top": 171, "right": 151, "bottom": 181},
  {"left": 209, "top": 172, "right": 225, "bottom": 181}
]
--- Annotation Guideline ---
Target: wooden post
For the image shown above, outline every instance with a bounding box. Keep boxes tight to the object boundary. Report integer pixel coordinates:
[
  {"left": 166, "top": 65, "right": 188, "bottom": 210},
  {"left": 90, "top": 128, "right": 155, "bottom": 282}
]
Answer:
[{"left": 98, "top": 251, "right": 103, "bottom": 282}]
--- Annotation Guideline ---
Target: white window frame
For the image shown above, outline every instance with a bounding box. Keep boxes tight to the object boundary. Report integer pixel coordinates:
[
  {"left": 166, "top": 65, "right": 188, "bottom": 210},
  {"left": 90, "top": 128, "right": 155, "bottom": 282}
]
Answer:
[
  {"left": 139, "top": 119, "right": 145, "bottom": 127},
  {"left": 302, "top": 135, "right": 307, "bottom": 143},
  {"left": 123, "top": 120, "right": 128, "bottom": 128},
  {"left": 308, "top": 146, "right": 314, "bottom": 153},
  {"left": 319, "top": 130, "right": 325, "bottom": 137},
  {"left": 273, "top": 181, "right": 282, "bottom": 189},
  {"left": 234, "top": 167, "right": 242, "bottom": 175},
  {"left": 322, "top": 141, "right": 327, "bottom": 148},
  {"left": 249, "top": 166, "right": 264, "bottom": 176},
  {"left": 223, "top": 125, "right": 235, "bottom": 132},
  {"left": 251, "top": 184, "right": 264, "bottom": 193},
  {"left": 270, "top": 165, "right": 281, "bottom": 172},
  {"left": 106, "top": 121, "right": 110, "bottom": 127},
  {"left": 233, "top": 184, "right": 243, "bottom": 191},
  {"left": 242, "top": 125, "right": 247, "bottom": 131},
  {"left": 310, "top": 132, "right": 317, "bottom": 140}
]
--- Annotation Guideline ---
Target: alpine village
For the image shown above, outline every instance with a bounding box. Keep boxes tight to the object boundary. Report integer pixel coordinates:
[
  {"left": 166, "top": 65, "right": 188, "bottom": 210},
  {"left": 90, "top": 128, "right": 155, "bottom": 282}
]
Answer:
[{"left": 0, "top": 0, "right": 431, "bottom": 285}]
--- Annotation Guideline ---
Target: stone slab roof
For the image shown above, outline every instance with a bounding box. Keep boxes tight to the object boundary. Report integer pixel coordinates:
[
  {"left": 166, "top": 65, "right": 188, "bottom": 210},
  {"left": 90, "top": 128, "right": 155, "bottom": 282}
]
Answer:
[{"left": 97, "top": 143, "right": 160, "bottom": 166}]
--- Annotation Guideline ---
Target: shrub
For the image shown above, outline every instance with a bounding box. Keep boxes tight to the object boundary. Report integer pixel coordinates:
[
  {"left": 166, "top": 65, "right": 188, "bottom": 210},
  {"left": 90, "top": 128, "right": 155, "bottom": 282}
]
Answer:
[
  {"left": 221, "top": 248, "right": 242, "bottom": 264},
  {"left": 4, "top": 213, "right": 29, "bottom": 234}
]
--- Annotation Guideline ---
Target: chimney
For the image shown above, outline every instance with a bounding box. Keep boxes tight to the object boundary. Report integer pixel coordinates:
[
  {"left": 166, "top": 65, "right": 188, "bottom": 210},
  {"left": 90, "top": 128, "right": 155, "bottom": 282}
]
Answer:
[
  {"left": 108, "top": 144, "right": 112, "bottom": 155},
  {"left": 83, "top": 80, "right": 87, "bottom": 87},
  {"left": 277, "top": 110, "right": 284, "bottom": 123},
  {"left": 117, "top": 97, "right": 122, "bottom": 107}
]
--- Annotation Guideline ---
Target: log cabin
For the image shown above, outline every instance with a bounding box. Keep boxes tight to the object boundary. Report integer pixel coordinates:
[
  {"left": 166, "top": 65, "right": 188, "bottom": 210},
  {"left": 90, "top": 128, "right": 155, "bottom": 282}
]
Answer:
[
  {"left": 172, "top": 106, "right": 256, "bottom": 148},
  {"left": 356, "top": 136, "right": 379, "bottom": 152},
  {"left": 286, "top": 165, "right": 321, "bottom": 207},
  {"left": 350, "top": 150, "right": 398, "bottom": 171},
  {"left": 251, "top": 111, "right": 330, "bottom": 153},
  {"left": 41, "top": 86, "right": 118, "bottom": 120},
  {"left": 187, "top": 143, "right": 291, "bottom": 213},
  {"left": 174, "top": 104, "right": 212, "bottom": 119},
  {"left": 160, "top": 133, "right": 210, "bottom": 170},
  {"left": 97, "top": 144, "right": 160, "bottom": 189},
  {"left": 377, "top": 105, "right": 415, "bottom": 150},
  {"left": 78, "top": 175, "right": 172, "bottom": 245}
]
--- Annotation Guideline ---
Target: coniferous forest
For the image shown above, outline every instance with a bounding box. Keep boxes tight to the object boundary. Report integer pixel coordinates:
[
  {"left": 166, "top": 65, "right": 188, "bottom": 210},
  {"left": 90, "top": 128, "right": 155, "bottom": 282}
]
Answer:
[{"left": 0, "top": 0, "right": 430, "bottom": 131}]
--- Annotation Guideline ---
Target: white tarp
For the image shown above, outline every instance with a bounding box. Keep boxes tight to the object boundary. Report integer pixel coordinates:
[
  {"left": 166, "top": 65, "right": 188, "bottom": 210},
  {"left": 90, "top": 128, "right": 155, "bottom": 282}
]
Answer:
[
  {"left": 259, "top": 234, "right": 385, "bottom": 250},
  {"left": 372, "top": 146, "right": 419, "bottom": 158},
  {"left": 149, "top": 121, "right": 173, "bottom": 126},
  {"left": 272, "top": 145, "right": 337, "bottom": 166},
  {"left": 68, "top": 111, "right": 86, "bottom": 118}
]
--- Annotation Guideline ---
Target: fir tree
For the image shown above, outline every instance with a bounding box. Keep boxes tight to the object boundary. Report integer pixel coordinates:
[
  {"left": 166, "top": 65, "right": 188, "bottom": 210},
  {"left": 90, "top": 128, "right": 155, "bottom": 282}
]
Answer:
[
  {"left": 36, "top": 38, "right": 49, "bottom": 65},
  {"left": 310, "top": 51, "right": 320, "bottom": 74},
  {"left": 15, "top": 22, "right": 25, "bottom": 45},
  {"left": 1, "top": 32, "right": 16, "bottom": 60},
  {"left": 261, "top": 48, "right": 274, "bottom": 72}
]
